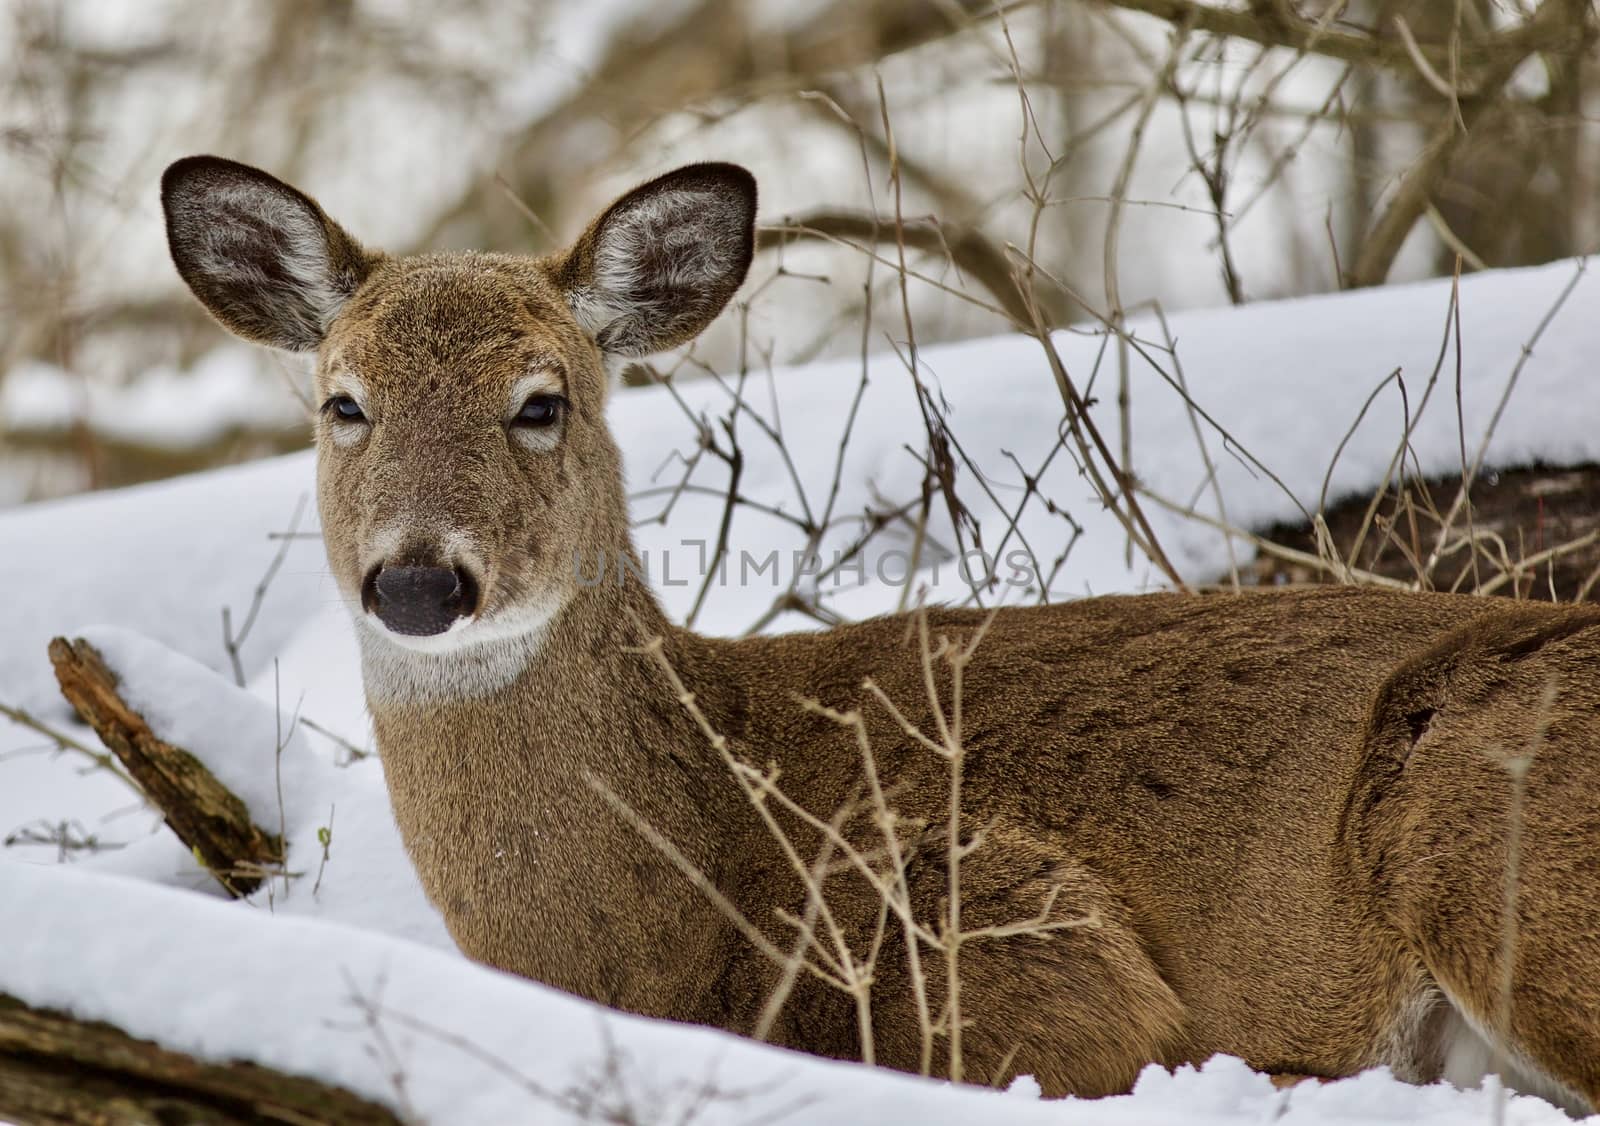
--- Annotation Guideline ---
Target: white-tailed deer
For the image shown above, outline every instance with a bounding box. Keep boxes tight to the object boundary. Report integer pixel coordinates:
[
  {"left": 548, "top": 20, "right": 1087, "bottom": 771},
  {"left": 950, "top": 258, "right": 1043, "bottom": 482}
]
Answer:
[{"left": 163, "top": 155, "right": 1600, "bottom": 1110}]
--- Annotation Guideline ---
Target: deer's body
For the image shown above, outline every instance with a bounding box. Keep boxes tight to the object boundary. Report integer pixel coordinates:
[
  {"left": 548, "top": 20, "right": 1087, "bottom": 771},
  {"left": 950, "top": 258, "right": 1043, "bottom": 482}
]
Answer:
[
  {"left": 368, "top": 582, "right": 1599, "bottom": 1102},
  {"left": 164, "top": 155, "right": 1600, "bottom": 1110}
]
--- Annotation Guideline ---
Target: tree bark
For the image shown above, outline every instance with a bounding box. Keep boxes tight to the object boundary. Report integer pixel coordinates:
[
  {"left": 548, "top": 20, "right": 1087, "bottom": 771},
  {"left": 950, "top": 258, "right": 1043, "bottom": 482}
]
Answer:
[{"left": 0, "top": 993, "right": 401, "bottom": 1125}]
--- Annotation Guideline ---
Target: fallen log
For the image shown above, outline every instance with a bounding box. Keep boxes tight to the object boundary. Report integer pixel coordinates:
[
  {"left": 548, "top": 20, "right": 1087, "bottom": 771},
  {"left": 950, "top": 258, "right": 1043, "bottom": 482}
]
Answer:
[
  {"left": 47, "top": 637, "right": 282, "bottom": 896},
  {"left": 0, "top": 993, "right": 400, "bottom": 1125}
]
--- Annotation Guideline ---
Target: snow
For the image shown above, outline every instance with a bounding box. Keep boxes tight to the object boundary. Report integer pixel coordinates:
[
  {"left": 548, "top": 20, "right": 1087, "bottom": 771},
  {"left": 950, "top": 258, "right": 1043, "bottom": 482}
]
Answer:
[
  {"left": 0, "top": 861, "right": 1579, "bottom": 1125},
  {"left": 3, "top": 257, "right": 1599, "bottom": 1122},
  {"left": 63, "top": 625, "right": 454, "bottom": 951},
  {"left": 0, "top": 450, "right": 325, "bottom": 716}
]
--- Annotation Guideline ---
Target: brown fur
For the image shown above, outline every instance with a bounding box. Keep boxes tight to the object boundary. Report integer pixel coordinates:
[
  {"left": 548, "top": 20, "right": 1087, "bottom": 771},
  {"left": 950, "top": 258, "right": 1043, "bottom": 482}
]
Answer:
[{"left": 163, "top": 156, "right": 1600, "bottom": 1108}]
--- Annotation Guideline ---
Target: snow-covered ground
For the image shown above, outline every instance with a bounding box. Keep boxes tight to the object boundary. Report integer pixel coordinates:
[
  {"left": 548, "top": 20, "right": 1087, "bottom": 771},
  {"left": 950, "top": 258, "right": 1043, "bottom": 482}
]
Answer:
[{"left": 2, "top": 257, "right": 1598, "bottom": 1123}]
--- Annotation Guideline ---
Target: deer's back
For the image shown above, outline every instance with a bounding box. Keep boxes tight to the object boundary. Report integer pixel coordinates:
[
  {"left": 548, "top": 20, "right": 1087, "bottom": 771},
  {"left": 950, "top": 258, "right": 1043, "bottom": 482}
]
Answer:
[{"left": 700, "top": 586, "right": 1516, "bottom": 1069}]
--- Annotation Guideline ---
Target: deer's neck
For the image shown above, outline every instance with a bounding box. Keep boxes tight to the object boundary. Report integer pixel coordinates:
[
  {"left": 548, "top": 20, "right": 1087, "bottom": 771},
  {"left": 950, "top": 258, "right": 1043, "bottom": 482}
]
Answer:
[{"left": 359, "top": 556, "right": 752, "bottom": 1023}]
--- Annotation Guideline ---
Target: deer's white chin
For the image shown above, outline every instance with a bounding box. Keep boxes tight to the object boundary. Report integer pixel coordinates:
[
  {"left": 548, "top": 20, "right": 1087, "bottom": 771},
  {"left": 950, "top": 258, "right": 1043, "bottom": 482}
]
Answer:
[
  {"left": 352, "top": 598, "right": 563, "bottom": 702},
  {"left": 359, "top": 610, "right": 479, "bottom": 653}
]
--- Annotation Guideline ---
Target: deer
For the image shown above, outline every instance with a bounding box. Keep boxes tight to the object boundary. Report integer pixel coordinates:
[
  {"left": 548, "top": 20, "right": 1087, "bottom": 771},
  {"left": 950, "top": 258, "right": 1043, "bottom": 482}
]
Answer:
[{"left": 161, "top": 154, "right": 1600, "bottom": 1112}]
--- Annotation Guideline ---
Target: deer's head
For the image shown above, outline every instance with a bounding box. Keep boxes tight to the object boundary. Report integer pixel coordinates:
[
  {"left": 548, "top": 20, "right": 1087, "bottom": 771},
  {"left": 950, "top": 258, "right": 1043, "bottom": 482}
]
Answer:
[{"left": 162, "top": 157, "right": 756, "bottom": 652}]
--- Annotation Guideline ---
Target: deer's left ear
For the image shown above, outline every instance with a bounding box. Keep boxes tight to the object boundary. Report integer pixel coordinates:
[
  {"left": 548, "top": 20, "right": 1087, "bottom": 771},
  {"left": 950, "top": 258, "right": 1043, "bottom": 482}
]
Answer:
[{"left": 553, "top": 163, "right": 756, "bottom": 357}]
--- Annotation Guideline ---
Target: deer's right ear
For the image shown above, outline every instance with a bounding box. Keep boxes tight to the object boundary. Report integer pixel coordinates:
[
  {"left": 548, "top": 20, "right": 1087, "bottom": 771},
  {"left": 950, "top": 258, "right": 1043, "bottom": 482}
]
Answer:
[{"left": 161, "top": 156, "right": 374, "bottom": 352}]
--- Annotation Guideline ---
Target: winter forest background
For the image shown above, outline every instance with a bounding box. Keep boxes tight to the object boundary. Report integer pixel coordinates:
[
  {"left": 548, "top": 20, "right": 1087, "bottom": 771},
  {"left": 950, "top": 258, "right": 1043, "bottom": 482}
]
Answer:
[{"left": 5, "top": 0, "right": 1597, "bottom": 506}]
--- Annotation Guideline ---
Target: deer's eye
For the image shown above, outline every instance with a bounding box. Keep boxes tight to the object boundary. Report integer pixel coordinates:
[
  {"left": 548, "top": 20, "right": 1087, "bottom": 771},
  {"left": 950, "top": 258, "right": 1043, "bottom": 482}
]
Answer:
[
  {"left": 324, "top": 395, "right": 366, "bottom": 422},
  {"left": 513, "top": 394, "right": 565, "bottom": 428}
]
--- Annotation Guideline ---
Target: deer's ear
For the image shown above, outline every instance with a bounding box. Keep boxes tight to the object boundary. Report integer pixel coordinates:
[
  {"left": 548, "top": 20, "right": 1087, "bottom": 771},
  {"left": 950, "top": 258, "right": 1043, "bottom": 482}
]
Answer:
[
  {"left": 161, "top": 156, "right": 375, "bottom": 352},
  {"left": 554, "top": 163, "right": 756, "bottom": 357}
]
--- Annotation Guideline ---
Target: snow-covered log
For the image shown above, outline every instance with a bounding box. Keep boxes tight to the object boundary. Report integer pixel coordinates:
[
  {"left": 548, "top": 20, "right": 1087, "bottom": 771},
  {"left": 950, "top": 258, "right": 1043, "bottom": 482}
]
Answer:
[{"left": 48, "top": 637, "right": 282, "bottom": 897}]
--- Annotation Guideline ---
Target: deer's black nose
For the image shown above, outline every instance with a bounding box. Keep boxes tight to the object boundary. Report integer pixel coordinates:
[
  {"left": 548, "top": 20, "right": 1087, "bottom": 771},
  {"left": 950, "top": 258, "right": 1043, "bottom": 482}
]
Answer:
[{"left": 364, "top": 565, "right": 480, "bottom": 637}]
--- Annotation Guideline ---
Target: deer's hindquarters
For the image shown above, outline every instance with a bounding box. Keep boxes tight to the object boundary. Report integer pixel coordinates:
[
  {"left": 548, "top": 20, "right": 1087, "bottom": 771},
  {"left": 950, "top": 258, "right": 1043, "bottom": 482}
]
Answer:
[{"left": 1344, "top": 605, "right": 1600, "bottom": 1111}]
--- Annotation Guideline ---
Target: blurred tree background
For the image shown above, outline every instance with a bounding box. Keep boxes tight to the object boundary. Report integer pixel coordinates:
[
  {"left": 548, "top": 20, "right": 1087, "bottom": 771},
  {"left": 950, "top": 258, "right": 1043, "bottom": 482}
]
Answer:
[{"left": 2, "top": 0, "right": 1595, "bottom": 504}]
